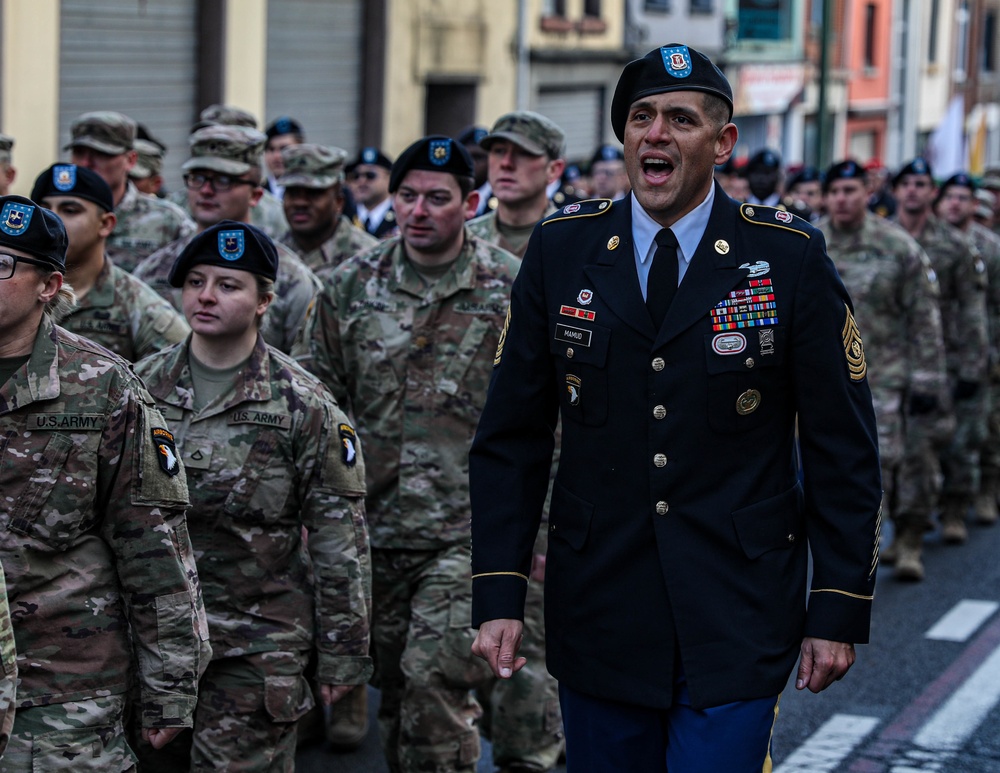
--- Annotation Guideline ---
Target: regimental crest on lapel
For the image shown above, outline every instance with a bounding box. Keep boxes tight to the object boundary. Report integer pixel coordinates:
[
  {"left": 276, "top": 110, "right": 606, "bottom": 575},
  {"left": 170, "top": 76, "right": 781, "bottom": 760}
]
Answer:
[{"left": 218, "top": 230, "right": 245, "bottom": 261}]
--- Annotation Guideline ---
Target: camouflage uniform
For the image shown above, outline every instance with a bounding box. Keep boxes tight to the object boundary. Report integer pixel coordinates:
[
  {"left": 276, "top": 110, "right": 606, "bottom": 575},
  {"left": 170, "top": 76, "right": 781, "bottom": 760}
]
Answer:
[
  {"left": 0, "top": 564, "right": 15, "bottom": 758},
  {"left": 293, "top": 232, "right": 527, "bottom": 773},
  {"left": 819, "top": 214, "right": 948, "bottom": 570},
  {"left": 894, "top": 215, "right": 990, "bottom": 535},
  {"left": 134, "top": 334, "right": 372, "bottom": 771},
  {"left": 280, "top": 215, "right": 378, "bottom": 272},
  {"left": 969, "top": 222, "right": 1000, "bottom": 521},
  {"left": 133, "top": 234, "right": 320, "bottom": 354},
  {"left": 0, "top": 317, "right": 207, "bottom": 770},
  {"left": 169, "top": 187, "right": 288, "bottom": 240},
  {"left": 53, "top": 257, "right": 189, "bottom": 362},
  {"left": 466, "top": 203, "right": 557, "bottom": 259},
  {"left": 109, "top": 180, "right": 195, "bottom": 273}
]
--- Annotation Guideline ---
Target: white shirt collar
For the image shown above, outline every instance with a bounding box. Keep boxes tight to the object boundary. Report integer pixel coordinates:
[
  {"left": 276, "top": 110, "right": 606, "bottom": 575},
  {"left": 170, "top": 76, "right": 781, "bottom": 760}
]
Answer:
[{"left": 632, "top": 184, "right": 715, "bottom": 268}]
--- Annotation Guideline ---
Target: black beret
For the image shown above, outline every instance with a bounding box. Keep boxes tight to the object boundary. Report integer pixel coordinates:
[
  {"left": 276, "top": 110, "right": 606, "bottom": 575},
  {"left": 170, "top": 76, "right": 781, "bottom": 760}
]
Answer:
[
  {"left": 892, "top": 157, "right": 933, "bottom": 187},
  {"left": 611, "top": 44, "right": 733, "bottom": 142},
  {"left": 787, "top": 166, "right": 823, "bottom": 190},
  {"left": 457, "top": 126, "right": 488, "bottom": 146},
  {"left": 31, "top": 164, "right": 114, "bottom": 213},
  {"left": 747, "top": 148, "right": 781, "bottom": 171},
  {"left": 823, "top": 160, "right": 867, "bottom": 192},
  {"left": 265, "top": 116, "right": 305, "bottom": 141},
  {"left": 0, "top": 195, "right": 68, "bottom": 270},
  {"left": 168, "top": 220, "right": 278, "bottom": 287},
  {"left": 346, "top": 147, "right": 393, "bottom": 174},
  {"left": 388, "top": 136, "right": 474, "bottom": 193},
  {"left": 590, "top": 144, "right": 625, "bottom": 167},
  {"left": 940, "top": 172, "right": 976, "bottom": 193}
]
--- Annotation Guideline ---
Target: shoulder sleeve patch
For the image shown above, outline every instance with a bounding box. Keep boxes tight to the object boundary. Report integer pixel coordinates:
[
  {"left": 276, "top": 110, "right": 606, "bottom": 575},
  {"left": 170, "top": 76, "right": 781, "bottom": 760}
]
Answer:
[
  {"left": 542, "top": 198, "right": 614, "bottom": 226},
  {"left": 740, "top": 203, "right": 811, "bottom": 238}
]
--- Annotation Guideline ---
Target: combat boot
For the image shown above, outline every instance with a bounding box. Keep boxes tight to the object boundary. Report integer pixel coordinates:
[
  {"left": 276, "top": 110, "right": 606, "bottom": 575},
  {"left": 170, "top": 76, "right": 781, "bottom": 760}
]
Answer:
[
  {"left": 893, "top": 529, "right": 925, "bottom": 581},
  {"left": 327, "top": 685, "right": 369, "bottom": 750},
  {"left": 940, "top": 497, "right": 970, "bottom": 543},
  {"left": 975, "top": 473, "right": 999, "bottom": 525}
]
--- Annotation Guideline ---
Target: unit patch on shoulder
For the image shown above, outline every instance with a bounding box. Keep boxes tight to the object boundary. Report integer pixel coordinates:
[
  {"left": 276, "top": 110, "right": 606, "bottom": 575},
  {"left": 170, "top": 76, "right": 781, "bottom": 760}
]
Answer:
[
  {"left": 494, "top": 305, "right": 511, "bottom": 367},
  {"left": 339, "top": 423, "right": 358, "bottom": 466},
  {"left": 740, "top": 203, "right": 811, "bottom": 238},
  {"left": 152, "top": 427, "right": 181, "bottom": 476},
  {"left": 542, "top": 198, "right": 614, "bottom": 226},
  {"left": 842, "top": 305, "right": 867, "bottom": 381}
]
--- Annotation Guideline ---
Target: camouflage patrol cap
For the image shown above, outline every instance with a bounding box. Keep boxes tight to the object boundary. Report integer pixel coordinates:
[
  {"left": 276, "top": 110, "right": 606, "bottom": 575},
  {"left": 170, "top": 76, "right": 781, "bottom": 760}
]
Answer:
[
  {"left": 980, "top": 172, "right": 1000, "bottom": 190},
  {"left": 169, "top": 220, "right": 278, "bottom": 286},
  {"left": 196, "top": 104, "right": 258, "bottom": 130},
  {"left": 892, "top": 157, "right": 933, "bottom": 187},
  {"left": 976, "top": 189, "right": 996, "bottom": 218},
  {"left": 130, "top": 139, "right": 165, "bottom": 179},
  {"left": 0, "top": 134, "right": 13, "bottom": 165},
  {"left": 277, "top": 144, "right": 348, "bottom": 189},
  {"left": 31, "top": 164, "right": 114, "bottom": 212},
  {"left": 0, "top": 195, "right": 68, "bottom": 270},
  {"left": 182, "top": 125, "right": 266, "bottom": 176},
  {"left": 481, "top": 111, "right": 566, "bottom": 158},
  {"left": 389, "top": 136, "right": 474, "bottom": 193},
  {"left": 611, "top": 44, "right": 733, "bottom": 142},
  {"left": 64, "top": 111, "right": 137, "bottom": 155}
]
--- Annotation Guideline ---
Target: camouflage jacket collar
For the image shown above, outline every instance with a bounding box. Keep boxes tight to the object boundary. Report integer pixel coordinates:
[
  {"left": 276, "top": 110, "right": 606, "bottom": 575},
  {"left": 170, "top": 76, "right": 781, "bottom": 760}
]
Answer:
[
  {"left": 388, "top": 230, "right": 480, "bottom": 302},
  {"left": 63, "top": 257, "right": 116, "bottom": 320},
  {"left": 0, "top": 316, "right": 61, "bottom": 413},
  {"left": 116, "top": 180, "right": 140, "bottom": 215},
  {"left": 148, "top": 333, "right": 273, "bottom": 418}
]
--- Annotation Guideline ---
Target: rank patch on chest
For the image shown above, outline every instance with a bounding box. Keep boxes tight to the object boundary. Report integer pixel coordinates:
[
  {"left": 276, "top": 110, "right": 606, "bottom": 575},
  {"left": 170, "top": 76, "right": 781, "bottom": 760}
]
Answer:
[
  {"left": 554, "top": 324, "right": 592, "bottom": 347},
  {"left": 560, "top": 305, "right": 596, "bottom": 321},
  {"left": 710, "top": 278, "right": 778, "bottom": 331},
  {"left": 339, "top": 423, "right": 358, "bottom": 466},
  {"left": 152, "top": 427, "right": 181, "bottom": 476}
]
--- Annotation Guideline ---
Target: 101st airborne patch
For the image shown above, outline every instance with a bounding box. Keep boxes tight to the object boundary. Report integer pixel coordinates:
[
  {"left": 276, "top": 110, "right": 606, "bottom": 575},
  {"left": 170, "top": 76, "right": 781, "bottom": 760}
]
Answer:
[{"left": 842, "top": 305, "right": 867, "bottom": 381}]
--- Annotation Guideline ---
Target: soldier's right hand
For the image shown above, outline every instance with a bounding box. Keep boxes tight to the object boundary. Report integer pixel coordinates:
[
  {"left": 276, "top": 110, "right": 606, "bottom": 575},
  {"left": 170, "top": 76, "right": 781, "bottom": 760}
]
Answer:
[{"left": 142, "top": 726, "right": 185, "bottom": 749}]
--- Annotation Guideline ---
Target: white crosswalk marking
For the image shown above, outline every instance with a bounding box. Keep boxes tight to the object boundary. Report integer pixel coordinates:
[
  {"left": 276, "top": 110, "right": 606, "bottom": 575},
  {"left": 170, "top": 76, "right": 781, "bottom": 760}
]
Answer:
[
  {"left": 925, "top": 600, "right": 999, "bottom": 642},
  {"left": 773, "top": 713, "right": 880, "bottom": 772}
]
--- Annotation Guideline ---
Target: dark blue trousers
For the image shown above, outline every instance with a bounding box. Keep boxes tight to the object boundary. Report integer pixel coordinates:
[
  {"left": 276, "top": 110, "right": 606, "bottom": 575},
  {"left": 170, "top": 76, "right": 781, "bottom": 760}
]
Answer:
[{"left": 559, "top": 680, "right": 779, "bottom": 773}]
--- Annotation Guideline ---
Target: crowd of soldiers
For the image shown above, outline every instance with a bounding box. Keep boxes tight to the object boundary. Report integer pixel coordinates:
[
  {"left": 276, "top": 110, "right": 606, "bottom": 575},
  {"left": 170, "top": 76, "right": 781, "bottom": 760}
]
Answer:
[{"left": 0, "top": 100, "right": 998, "bottom": 773}]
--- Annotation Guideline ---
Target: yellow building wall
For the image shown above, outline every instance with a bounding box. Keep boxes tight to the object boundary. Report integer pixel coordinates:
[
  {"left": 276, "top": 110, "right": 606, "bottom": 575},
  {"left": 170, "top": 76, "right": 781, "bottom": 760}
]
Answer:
[
  {"left": 528, "top": 0, "right": 626, "bottom": 52},
  {"left": 383, "top": 0, "right": 519, "bottom": 156},
  {"left": 224, "top": 0, "right": 268, "bottom": 124},
  {"left": 2, "top": 0, "right": 61, "bottom": 196}
]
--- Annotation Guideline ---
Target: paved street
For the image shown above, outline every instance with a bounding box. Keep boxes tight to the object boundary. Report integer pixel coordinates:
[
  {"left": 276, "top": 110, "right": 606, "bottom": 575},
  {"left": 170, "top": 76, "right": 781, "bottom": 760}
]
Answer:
[{"left": 299, "top": 518, "right": 1000, "bottom": 771}]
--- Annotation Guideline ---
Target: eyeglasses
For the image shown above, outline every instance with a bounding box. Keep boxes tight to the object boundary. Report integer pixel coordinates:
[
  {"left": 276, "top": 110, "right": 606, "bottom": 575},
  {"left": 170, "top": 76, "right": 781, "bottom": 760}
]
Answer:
[
  {"left": 350, "top": 171, "right": 380, "bottom": 181},
  {"left": 0, "top": 253, "right": 53, "bottom": 280},
  {"left": 183, "top": 172, "right": 258, "bottom": 192}
]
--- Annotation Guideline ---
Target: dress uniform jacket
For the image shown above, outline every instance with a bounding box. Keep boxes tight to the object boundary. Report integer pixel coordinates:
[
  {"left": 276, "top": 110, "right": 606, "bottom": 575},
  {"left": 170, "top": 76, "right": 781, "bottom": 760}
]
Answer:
[{"left": 470, "top": 185, "right": 882, "bottom": 711}]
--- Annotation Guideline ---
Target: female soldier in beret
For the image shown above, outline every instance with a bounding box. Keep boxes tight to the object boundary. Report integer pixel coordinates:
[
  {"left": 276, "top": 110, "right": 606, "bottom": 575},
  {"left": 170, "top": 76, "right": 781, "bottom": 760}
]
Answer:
[{"left": 133, "top": 220, "right": 373, "bottom": 772}]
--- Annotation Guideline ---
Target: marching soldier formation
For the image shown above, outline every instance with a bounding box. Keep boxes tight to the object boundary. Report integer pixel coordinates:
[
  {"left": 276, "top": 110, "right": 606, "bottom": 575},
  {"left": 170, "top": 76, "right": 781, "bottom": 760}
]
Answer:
[{"left": 0, "top": 41, "right": 999, "bottom": 772}]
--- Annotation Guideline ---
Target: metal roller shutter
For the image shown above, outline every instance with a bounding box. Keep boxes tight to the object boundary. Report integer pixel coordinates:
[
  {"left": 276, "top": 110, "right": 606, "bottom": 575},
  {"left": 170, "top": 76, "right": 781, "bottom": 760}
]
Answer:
[
  {"left": 536, "top": 87, "right": 604, "bottom": 163},
  {"left": 59, "top": 0, "right": 199, "bottom": 193},
  {"left": 265, "top": 0, "right": 363, "bottom": 152}
]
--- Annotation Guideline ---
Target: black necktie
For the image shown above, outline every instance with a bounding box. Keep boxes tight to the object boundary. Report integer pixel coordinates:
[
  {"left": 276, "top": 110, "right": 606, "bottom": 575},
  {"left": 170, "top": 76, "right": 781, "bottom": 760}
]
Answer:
[{"left": 646, "top": 228, "right": 679, "bottom": 329}]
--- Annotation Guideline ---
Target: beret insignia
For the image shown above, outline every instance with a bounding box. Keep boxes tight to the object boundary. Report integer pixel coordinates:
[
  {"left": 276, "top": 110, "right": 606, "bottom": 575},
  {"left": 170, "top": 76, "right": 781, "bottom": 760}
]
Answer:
[
  {"left": 661, "top": 46, "right": 693, "bottom": 79},
  {"left": 0, "top": 202, "right": 32, "bottom": 236}
]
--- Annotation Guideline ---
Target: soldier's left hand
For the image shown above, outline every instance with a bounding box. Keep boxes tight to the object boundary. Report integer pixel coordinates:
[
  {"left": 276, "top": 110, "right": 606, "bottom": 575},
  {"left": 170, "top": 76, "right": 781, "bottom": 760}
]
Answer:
[
  {"left": 795, "top": 637, "right": 855, "bottom": 693},
  {"left": 142, "top": 726, "right": 185, "bottom": 749}
]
